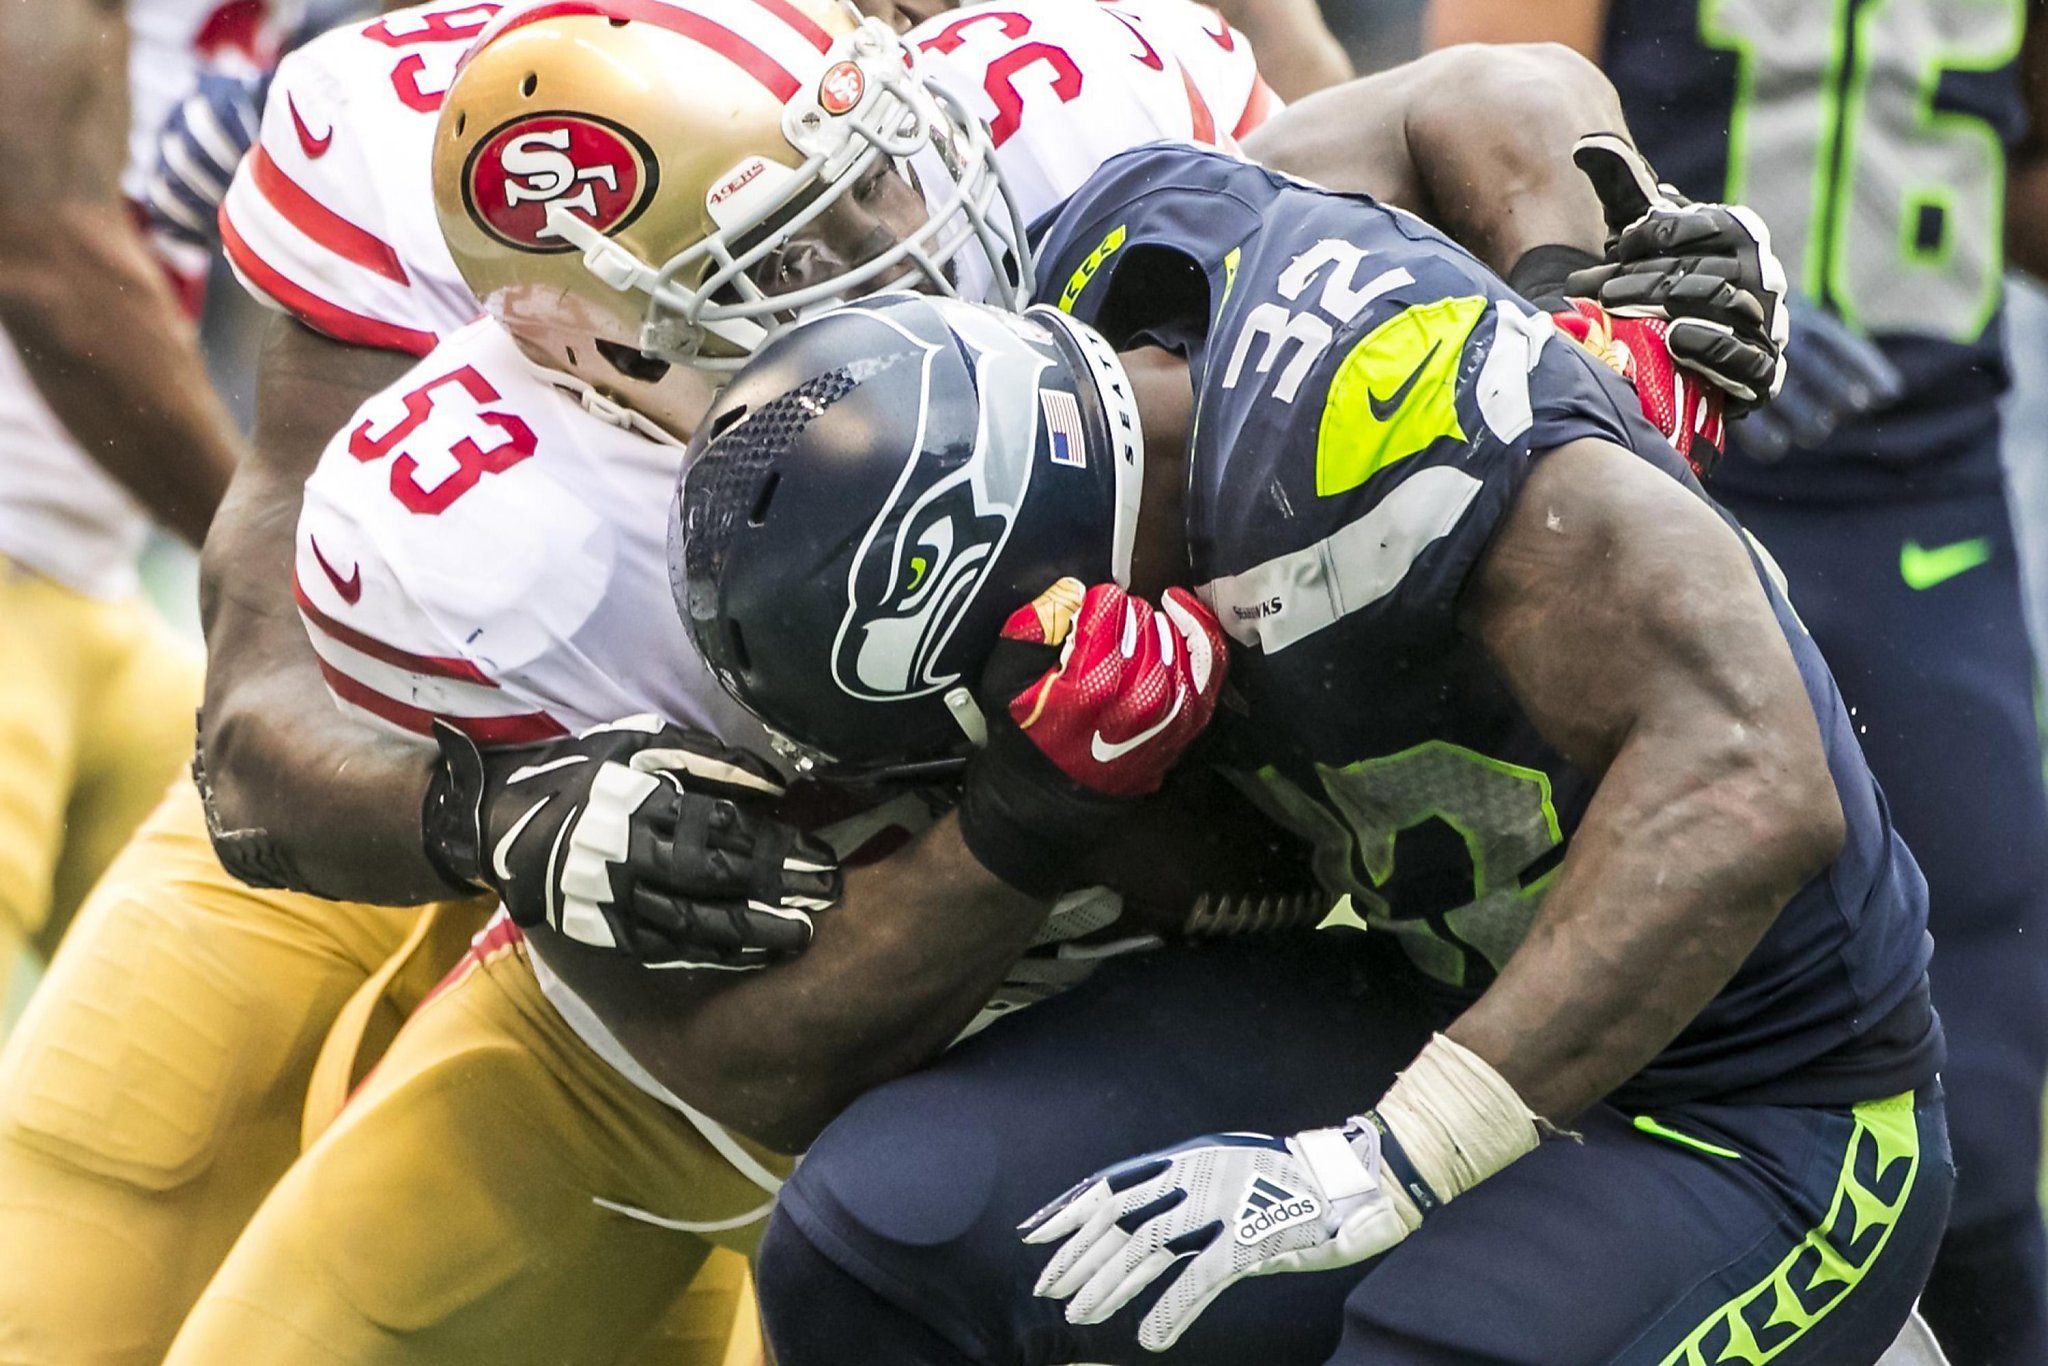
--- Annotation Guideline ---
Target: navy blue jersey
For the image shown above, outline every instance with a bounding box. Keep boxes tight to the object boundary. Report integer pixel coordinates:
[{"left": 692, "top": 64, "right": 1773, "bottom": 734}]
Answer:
[
  {"left": 1031, "top": 144, "right": 1939, "bottom": 1106},
  {"left": 1602, "top": 0, "right": 2030, "bottom": 498}
]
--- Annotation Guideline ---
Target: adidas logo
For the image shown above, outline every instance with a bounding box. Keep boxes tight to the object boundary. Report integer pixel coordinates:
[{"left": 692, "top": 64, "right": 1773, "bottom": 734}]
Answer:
[{"left": 1234, "top": 1175, "right": 1321, "bottom": 1244}]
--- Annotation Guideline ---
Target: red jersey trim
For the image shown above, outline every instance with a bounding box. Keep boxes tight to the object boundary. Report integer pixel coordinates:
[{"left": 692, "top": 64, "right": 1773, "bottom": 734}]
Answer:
[
  {"left": 294, "top": 572, "right": 497, "bottom": 684},
  {"left": 249, "top": 146, "right": 412, "bottom": 286},
  {"left": 490, "top": 1, "right": 801, "bottom": 100},
  {"left": 316, "top": 655, "right": 569, "bottom": 744},
  {"left": 221, "top": 210, "right": 438, "bottom": 356},
  {"left": 1232, "top": 76, "right": 1276, "bottom": 141},
  {"left": 1178, "top": 60, "right": 1217, "bottom": 146}
]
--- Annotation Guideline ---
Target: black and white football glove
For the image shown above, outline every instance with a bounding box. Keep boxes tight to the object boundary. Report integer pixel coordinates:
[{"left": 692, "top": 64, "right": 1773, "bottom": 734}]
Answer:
[
  {"left": 1561, "top": 132, "right": 1790, "bottom": 413},
  {"left": 421, "top": 715, "right": 839, "bottom": 969}
]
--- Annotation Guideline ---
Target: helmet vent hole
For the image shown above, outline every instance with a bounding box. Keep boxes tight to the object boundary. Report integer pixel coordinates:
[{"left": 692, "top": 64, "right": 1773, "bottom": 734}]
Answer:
[
  {"left": 707, "top": 405, "right": 750, "bottom": 441},
  {"left": 563, "top": 345, "right": 578, "bottom": 367},
  {"left": 608, "top": 16, "right": 627, "bottom": 26},
  {"left": 749, "top": 473, "right": 780, "bottom": 527},
  {"left": 454, "top": 112, "right": 466, "bottom": 136},
  {"left": 726, "top": 622, "right": 752, "bottom": 672},
  {"left": 520, "top": 73, "right": 537, "bottom": 97},
  {"left": 595, "top": 339, "right": 670, "bottom": 382}
]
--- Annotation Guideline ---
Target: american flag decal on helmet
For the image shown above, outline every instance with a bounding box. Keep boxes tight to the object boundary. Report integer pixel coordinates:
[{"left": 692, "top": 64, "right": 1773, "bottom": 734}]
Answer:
[{"left": 1040, "top": 388, "right": 1086, "bottom": 468}]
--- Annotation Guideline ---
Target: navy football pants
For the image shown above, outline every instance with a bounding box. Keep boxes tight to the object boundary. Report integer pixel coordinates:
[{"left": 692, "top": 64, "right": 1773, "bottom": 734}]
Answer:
[
  {"left": 759, "top": 937, "right": 1952, "bottom": 1365},
  {"left": 1725, "top": 484, "right": 2048, "bottom": 1364}
]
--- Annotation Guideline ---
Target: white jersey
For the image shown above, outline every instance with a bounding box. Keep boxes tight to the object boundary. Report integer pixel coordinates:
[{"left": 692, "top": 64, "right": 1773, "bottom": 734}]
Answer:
[
  {"left": 295, "top": 317, "right": 773, "bottom": 749},
  {"left": 220, "top": 0, "right": 497, "bottom": 355},
  {"left": 913, "top": 0, "right": 1272, "bottom": 217},
  {"left": 0, "top": 0, "right": 268, "bottom": 599}
]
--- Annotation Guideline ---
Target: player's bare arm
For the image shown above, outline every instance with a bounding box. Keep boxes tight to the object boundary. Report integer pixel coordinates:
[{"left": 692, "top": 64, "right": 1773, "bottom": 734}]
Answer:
[
  {"left": 1425, "top": 0, "right": 1610, "bottom": 59},
  {"left": 1208, "top": 0, "right": 1351, "bottom": 100},
  {"left": 196, "top": 316, "right": 446, "bottom": 902},
  {"left": 0, "top": 0, "right": 241, "bottom": 547},
  {"left": 2008, "top": 8, "right": 2048, "bottom": 277},
  {"left": 534, "top": 814, "right": 1047, "bottom": 1153},
  {"left": 1245, "top": 42, "right": 1619, "bottom": 275},
  {"left": 1452, "top": 438, "right": 1845, "bottom": 1121}
]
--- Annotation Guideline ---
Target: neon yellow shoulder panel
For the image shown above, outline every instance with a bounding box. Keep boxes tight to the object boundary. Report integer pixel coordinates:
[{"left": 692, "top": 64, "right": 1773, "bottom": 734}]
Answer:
[{"left": 1316, "top": 295, "right": 1487, "bottom": 498}]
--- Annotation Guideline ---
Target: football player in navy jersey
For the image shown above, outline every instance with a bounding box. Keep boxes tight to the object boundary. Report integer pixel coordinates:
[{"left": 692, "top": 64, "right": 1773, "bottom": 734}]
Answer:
[
  {"left": 677, "top": 143, "right": 1951, "bottom": 1364},
  {"left": 1427, "top": 4, "right": 2048, "bottom": 1359}
]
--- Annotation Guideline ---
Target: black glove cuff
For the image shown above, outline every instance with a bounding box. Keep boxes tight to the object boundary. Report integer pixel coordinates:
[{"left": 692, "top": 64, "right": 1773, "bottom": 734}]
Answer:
[
  {"left": 957, "top": 728, "right": 1135, "bottom": 900},
  {"left": 1507, "top": 244, "right": 1603, "bottom": 312},
  {"left": 419, "top": 724, "right": 491, "bottom": 895}
]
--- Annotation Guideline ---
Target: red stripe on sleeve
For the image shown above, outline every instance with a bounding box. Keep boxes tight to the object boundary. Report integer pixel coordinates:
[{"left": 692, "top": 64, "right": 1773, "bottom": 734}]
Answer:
[
  {"left": 1231, "top": 75, "right": 1276, "bottom": 141},
  {"left": 221, "top": 211, "right": 438, "bottom": 356},
  {"left": 489, "top": 1, "right": 800, "bottom": 99},
  {"left": 249, "top": 146, "right": 411, "bottom": 286},
  {"left": 316, "top": 657, "right": 568, "bottom": 745},
  {"left": 294, "top": 573, "right": 497, "bottom": 685},
  {"left": 1179, "top": 61, "right": 1217, "bottom": 146}
]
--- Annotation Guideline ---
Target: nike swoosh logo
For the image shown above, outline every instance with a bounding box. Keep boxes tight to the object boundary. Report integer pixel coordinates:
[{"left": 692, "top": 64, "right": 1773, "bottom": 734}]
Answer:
[
  {"left": 1900, "top": 536, "right": 1992, "bottom": 590},
  {"left": 288, "top": 95, "right": 332, "bottom": 158},
  {"left": 1090, "top": 689, "right": 1187, "bottom": 765},
  {"left": 309, "top": 536, "right": 362, "bottom": 604},
  {"left": 1367, "top": 340, "right": 1440, "bottom": 422},
  {"left": 493, "top": 797, "right": 550, "bottom": 884}
]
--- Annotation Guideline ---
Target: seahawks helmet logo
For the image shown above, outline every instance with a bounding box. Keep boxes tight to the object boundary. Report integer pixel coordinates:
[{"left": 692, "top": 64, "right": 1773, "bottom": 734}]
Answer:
[{"left": 830, "top": 305, "right": 1054, "bottom": 700}]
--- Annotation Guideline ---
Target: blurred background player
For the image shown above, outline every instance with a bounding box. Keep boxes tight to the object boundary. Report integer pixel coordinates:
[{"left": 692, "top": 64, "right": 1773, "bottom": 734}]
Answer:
[
  {"left": 1425, "top": 2, "right": 2048, "bottom": 1360},
  {"left": 0, "top": 4, "right": 505, "bottom": 1363},
  {"left": 0, "top": 0, "right": 251, "bottom": 1039}
]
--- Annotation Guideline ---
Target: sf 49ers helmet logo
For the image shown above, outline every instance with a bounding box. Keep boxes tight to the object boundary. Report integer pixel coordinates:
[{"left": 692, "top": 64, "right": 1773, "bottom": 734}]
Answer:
[
  {"left": 817, "top": 61, "right": 865, "bottom": 116},
  {"left": 463, "top": 112, "right": 659, "bottom": 254}
]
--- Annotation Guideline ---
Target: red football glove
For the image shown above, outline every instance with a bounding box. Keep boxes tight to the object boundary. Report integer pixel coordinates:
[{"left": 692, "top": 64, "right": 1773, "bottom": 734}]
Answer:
[
  {"left": 1553, "top": 299, "right": 1725, "bottom": 474},
  {"left": 1001, "top": 579, "right": 1226, "bottom": 797},
  {"left": 959, "top": 579, "right": 1229, "bottom": 897}
]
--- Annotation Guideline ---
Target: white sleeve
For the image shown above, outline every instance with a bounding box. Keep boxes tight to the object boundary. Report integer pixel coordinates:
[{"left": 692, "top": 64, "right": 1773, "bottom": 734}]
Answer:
[
  {"left": 220, "top": 3, "right": 490, "bottom": 355},
  {"left": 1103, "top": 0, "right": 1282, "bottom": 144}
]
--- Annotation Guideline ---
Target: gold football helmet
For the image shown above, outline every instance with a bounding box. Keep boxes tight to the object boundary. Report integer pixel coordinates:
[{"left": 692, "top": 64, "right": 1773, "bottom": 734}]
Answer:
[{"left": 433, "top": 0, "right": 1029, "bottom": 414}]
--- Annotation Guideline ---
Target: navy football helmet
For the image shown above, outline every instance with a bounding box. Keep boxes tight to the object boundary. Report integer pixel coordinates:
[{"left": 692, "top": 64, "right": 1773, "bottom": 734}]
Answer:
[{"left": 672, "top": 293, "right": 1143, "bottom": 770}]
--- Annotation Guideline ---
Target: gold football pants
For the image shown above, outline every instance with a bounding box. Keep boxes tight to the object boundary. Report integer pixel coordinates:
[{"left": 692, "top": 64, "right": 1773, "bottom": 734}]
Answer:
[
  {"left": 165, "top": 922, "right": 789, "bottom": 1366},
  {"left": 0, "top": 557, "right": 200, "bottom": 1027},
  {"left": 0, "top": 780, "right": 488, "bottom": 1364}
]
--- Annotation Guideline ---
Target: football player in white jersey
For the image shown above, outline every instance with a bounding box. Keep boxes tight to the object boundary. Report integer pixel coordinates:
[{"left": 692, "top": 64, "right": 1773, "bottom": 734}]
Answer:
[
  {"left": 0, "top": 0, "right": 250, "bottom": 1030},
  {"left": 153, "top": 10, "right": 1791, "bottom": 1366}
]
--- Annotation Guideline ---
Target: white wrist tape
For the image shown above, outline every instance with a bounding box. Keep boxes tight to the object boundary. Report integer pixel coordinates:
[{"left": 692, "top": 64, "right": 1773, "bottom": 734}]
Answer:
[{"left": 1375, "top": 1033, "right": 1540, "bottom": 1203}]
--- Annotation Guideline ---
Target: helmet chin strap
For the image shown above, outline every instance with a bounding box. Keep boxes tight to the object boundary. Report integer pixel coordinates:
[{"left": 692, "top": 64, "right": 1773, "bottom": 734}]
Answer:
[{"left": 944, "top": 686, "right": 988, "bottom": 748}]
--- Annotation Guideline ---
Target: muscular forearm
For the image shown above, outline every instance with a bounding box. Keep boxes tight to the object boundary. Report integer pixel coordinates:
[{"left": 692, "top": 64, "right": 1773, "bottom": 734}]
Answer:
[
  {"left": 547, "top": 816, "right": 1046, "bottom": 1152},
  {"left": 1456, "top": 441, "right": 1843, "bottom": 1121},
  {"left": 198, "top": 317, "right": 448, "bottom": 904},
  {"left": 1246, "top": 43, "right": 1618, "bottom": 276},
  {"left": 1446, "top": 731, "right": 1836, "bottom": 1120},
  {"left": 1424, "top": 0, "right": 1611, "bottom": 58}
]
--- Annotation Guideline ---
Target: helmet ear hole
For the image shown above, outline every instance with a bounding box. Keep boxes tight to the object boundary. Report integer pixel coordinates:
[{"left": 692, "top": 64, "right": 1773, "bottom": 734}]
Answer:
[
  {"left": 595, "top": 339, "right": 670, "bottom": 382},
  {"left": 453, "top": 112, "right": 466, "bottom": 136},
  {"left": 519, "top": 73, "right": 537, "bottom": 97}
]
